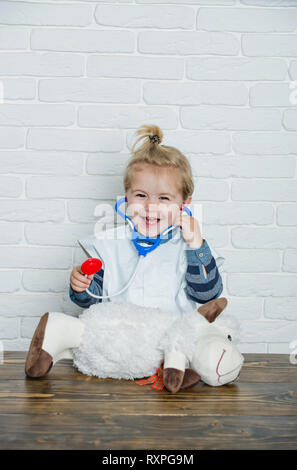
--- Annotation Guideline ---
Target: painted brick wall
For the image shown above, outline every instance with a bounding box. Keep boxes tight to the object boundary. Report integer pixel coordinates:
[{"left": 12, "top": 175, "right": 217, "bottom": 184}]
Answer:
[{"left": 0, "top": 0, "right": 296, "bottom": 355}]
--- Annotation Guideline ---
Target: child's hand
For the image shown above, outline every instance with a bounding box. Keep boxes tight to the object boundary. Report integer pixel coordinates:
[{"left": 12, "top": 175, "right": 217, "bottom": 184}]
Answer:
[
  {"left": 70, "top": 265, "right": 94, "bottom": 293},
  {"left": 175, "top": 211, "right": 203, "bottom": 249}
]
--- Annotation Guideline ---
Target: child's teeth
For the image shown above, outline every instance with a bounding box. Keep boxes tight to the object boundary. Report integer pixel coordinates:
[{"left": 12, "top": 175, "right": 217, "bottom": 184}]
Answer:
[{"left": 145, "top": 217, "right": 159, "bottom": 224}]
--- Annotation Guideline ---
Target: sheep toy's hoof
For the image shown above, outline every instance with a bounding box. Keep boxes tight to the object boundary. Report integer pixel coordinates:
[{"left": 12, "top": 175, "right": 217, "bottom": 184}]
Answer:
[
  {"left": 163, "top": 368, "right": 185, "bottom": 394},
  {"left": 180, "top": 369, "right": 201, "bottom": 390},
  {"left": 25, "top": 312, "right": 53, "bottom": 378}
]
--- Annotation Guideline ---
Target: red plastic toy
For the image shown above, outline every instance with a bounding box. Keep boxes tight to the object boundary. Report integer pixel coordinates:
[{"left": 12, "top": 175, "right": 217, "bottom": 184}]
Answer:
[{"left": 81, "top": 258, "right": 102, "bottom": 276}]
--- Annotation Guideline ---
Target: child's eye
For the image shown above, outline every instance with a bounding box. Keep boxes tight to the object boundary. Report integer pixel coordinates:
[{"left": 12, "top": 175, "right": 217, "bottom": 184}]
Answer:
[{"left": 136, "top": 194, "right": 169, "bottom": 201}]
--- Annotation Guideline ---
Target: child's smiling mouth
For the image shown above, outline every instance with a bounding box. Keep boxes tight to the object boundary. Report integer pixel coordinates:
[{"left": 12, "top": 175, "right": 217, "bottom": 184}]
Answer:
[{"left": 141, "top": 216, "right": 161, "bottom": 227}]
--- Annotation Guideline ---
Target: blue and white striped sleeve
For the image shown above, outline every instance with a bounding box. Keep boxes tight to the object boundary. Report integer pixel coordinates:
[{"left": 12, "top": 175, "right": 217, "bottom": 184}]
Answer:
[
  {"left": 69, "top": 269, "right": 104, "bottom": 308},
  {"left": 185, "top": 239, "right": 223, "bottom": 304}
]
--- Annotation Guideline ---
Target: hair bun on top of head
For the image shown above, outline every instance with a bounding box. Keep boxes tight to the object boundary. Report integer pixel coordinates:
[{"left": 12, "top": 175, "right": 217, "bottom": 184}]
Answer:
[
  {"left": 149, "top": 134, "right": 161, "bottom": 144},
  {"left": 130, "top": 125, "right": 163, "bottom": 154}
]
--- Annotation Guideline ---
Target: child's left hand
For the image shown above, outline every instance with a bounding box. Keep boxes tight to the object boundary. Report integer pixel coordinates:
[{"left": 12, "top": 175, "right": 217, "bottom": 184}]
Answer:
[{"left": 175, "top": 211, "right": 203, "bottom": 249}]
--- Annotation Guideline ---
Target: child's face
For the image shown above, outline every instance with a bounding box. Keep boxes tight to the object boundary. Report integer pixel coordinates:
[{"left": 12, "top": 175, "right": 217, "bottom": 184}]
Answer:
[{"left": 126, "top": 165, "right": 190, "bottom": 237}]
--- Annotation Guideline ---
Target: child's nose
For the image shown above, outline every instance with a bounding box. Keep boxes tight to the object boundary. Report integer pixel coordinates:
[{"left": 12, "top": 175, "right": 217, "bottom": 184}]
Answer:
[{"left": 144, "top": 199, "right": 158, "bottom": 210}]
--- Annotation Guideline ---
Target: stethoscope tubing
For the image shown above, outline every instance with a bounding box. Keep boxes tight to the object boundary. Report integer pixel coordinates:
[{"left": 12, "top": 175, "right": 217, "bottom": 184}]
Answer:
[{"left": 84, "top": 255, "right": 144, "bottom": 299}]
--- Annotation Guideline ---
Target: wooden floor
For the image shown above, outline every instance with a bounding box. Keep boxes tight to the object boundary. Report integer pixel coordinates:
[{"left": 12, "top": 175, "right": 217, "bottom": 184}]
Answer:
[{"left": 0, "top": 352, "right": 296, "bottom": 450}]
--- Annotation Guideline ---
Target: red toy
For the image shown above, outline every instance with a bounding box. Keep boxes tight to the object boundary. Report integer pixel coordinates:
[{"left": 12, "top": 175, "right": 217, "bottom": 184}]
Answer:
[{"left": 81, "top": 258, "right": 102, "bottom": 276}]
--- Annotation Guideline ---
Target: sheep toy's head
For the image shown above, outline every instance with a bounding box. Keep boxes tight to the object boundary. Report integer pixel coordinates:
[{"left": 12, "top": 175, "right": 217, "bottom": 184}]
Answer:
[
  {"left": 191, "top": 298, "right": 244, "bottom": 387},
  {"left": 163, "top": 297, "right": 244, "bottom": 393}
]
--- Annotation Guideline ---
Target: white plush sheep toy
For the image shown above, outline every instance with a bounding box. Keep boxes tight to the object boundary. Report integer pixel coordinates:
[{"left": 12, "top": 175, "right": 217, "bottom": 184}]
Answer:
[{"left": 25, "top": 297, "right": 244, "bottom": 394}]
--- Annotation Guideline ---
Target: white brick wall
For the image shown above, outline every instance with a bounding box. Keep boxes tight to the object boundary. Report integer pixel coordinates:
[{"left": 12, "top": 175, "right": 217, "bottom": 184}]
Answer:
[{"left": 0, "top": 0, "right": 296, "bottom": 356}]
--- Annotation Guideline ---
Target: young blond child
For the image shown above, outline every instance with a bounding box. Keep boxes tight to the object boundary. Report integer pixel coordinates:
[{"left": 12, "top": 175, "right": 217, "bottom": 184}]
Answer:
[{"left": 25, "top": 124, "right": 224, "bottom": 378}]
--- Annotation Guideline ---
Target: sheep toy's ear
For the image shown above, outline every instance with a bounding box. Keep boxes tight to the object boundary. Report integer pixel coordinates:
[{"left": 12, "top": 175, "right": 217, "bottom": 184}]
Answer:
[{"left": 197, "top": 297, "right": 228, "bottom": 323}]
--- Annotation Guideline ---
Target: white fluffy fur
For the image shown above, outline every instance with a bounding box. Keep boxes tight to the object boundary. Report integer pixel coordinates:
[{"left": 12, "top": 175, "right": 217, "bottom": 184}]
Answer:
[{"left": 72, "top": 301, "right": 240, "bottom": 381}]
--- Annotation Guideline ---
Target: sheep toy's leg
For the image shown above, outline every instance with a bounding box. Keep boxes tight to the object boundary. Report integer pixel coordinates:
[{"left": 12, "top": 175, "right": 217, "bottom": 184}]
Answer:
[
  {"left": 180, "top": 369, "right": 201, "bottom": 390},
  {"left": 163, "top": 351, "right": 187, "bottom": 394},
  {"left": 25, "top": 312, "right": 85, "bottom": 378}
]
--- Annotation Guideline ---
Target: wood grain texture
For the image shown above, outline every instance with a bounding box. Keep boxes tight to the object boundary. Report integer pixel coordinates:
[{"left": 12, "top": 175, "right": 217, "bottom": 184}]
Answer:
[{"left": 0, "top": 352, "right": 296, "bottom": 450}]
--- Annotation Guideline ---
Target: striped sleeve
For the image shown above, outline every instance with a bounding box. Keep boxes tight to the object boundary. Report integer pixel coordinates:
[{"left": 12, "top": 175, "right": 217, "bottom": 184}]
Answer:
[
  {"left": 69, "top": 269, "right": 104, "bottom": 308},
  {"left": 185, "top": 239, "right": 223, "bottom": 304}
]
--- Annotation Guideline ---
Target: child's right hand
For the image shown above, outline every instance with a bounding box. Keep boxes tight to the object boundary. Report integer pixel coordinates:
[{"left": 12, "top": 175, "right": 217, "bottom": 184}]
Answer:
[{"left": 70, "top": 265, "right": 94, "bottom": 293}]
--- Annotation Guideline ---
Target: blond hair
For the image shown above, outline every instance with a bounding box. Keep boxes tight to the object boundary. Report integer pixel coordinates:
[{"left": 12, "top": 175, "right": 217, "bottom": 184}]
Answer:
[{"left": 124, "top": 124, "right": 194, "bottom": 201}]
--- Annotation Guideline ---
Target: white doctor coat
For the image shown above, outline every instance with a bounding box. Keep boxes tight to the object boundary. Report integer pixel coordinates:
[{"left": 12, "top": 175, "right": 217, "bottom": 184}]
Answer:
[{"left": 80, "top": 223, "right": 225, "bottom": 314}]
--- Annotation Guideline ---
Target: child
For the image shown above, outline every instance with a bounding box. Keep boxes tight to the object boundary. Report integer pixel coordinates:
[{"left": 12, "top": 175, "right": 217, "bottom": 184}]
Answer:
[
  {"left": 25, "top": 124, "right": 224, "bottom": 378},
  {"left": 69, "top": 124, "right": 224, "bottom": 310}
]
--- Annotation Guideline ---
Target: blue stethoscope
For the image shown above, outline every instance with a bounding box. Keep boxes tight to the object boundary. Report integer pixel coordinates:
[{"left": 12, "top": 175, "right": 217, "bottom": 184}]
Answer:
[
  {"left": 115, "top": 196, "right": 192, "bottom": 257},
  {"left": 82, "top": 196, "right": 192, "bottom": 300}
]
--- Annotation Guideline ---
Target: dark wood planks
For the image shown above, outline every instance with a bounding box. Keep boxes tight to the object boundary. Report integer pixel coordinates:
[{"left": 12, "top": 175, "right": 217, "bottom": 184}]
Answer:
[{"left": 0, "top": 352, "right": 296, "bottom": 450}]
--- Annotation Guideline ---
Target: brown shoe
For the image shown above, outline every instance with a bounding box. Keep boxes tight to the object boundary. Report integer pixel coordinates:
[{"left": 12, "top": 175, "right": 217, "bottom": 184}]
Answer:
[{"left": 25, "top": 312, "right": 53, "bottom": 378}]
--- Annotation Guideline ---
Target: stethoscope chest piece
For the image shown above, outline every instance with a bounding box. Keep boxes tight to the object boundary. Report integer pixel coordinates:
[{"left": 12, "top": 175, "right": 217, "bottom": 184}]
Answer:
[{"left": 81, "top": 258, "right": 102, "bottom": 276}]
